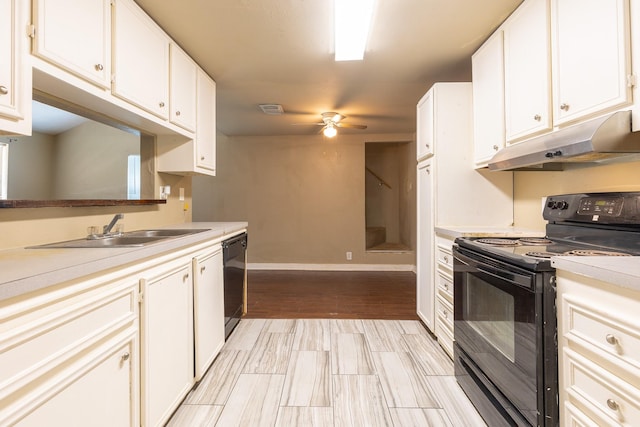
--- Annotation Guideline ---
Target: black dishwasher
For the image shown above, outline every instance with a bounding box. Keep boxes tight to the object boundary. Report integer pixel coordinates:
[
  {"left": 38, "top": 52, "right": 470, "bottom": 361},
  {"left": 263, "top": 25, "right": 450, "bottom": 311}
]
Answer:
[{"left": 222, "top": 233, "right": 247, "bottom": 338}]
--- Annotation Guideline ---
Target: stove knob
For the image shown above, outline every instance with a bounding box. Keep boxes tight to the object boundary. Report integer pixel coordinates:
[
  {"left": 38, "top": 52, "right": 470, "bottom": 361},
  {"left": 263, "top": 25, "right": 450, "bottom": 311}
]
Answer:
[
  {"left": 558, "top": 201, "right": 569, "bottom": 210},
  {"left": 547, "top": 201, "right": 556, "bottom": 209}
]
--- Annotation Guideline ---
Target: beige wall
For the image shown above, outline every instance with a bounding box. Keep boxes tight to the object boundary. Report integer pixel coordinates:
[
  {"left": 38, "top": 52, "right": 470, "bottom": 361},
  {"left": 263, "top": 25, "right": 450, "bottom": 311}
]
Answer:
[
  {"left": 53, "top": 121, "right": 139, "bottom": 199},
  {"left": 0, "top": 172, "right": 192, "bottom": 250},
  {"left": 513, "top": 159, "right": 640, "bottom": 230},
  {"left": 5, "top": 132, "right": 55, "bottom": 199},
  {"left": 193, "top": 132, "right": 415, "bottom": 267}
]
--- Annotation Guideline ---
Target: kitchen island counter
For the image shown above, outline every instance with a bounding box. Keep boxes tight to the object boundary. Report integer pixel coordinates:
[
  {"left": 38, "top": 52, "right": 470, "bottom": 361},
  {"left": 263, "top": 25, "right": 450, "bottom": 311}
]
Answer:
[{"left": 0, "top": 222, "right": 247, "bottom": 301}]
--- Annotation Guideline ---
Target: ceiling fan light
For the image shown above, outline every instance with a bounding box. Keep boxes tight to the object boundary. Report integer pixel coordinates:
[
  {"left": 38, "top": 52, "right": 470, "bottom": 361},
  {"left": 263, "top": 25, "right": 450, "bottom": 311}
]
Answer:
[
  {"left": 334, "top": 0, "right": 375, "bottom": 61},
  {"left": 323, "top": 124, "right": 338, "bottom": 137}
]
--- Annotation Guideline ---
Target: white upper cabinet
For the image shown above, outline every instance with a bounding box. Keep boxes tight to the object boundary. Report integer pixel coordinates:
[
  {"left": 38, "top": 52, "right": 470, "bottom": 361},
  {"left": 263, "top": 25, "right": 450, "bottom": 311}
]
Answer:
[
  {"left": 416, "top": 89, "right": 435, "bottom": 161},
  {"left": 504, "top": 0, "right": 552, "bottom": 143},
  {"left": 32, "top": 0, "right": 111, "bottom": 89},
  {"left": 169, "top": 43, "right": 197, "bottom": 132},
  {"left": 472, "top": 31, "right": 505, "bottom": 167},
  {"left": 551, "top": 0, "right": 632, "bottom": 126},
  {"left": 0, "top": 0, "right": 31, "bottom": 135},
  {"left": 196, "top": 69, "right": 216, "bottom": 173},
  {"left": 112, "top": 0, "right": 169, "bottom": 120}
]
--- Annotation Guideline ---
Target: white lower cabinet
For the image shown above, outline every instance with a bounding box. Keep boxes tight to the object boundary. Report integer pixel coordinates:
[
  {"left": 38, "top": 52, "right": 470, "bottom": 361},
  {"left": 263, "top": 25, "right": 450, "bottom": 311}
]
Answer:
[
  {"left": 0, "top": 235, "right": 232, "bottom": 427},
  {"left": 140, "top": 258, "right": 194, "bottom": 427},
  {"left": 434, "top": 234, "right": 455, "bottom": 358},
  {"left": 193, "top": 244, "right": 225, "bottom": 381},
  {"left": 557, "top": 270, "right": 640, "bottom": 426},
  {"left": 0, "top": 274, "right": 140, "bottom": 426}
]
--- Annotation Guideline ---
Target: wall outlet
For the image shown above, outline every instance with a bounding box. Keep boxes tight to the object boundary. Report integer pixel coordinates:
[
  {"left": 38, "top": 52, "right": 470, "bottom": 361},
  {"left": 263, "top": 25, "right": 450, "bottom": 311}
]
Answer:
[{"left": 346, "top": 251, "right": 353, "bottom": 261}]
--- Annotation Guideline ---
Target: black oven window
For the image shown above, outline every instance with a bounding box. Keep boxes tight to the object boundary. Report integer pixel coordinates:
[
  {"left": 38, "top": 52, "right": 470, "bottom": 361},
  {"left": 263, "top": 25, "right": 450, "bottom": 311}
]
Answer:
[{"left": 464, "top": 275, "right": 515, "bottom": 362}]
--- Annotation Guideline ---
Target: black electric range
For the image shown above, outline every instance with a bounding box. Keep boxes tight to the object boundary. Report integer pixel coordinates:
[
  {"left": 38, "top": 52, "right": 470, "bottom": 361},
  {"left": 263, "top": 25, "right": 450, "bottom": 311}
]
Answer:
[{"left": 453, "top": 192, "right": 640, "bottom": 427}]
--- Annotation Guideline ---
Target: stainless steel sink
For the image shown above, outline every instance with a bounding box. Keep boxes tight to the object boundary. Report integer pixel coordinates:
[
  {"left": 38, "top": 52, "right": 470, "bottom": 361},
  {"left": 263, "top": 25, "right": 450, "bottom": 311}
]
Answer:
[
  {"left": 30, "top": 228, "right": 210, "bottom": 249},
  {"left": 124, "top": 229, "right": 210, "bottom": 238}
]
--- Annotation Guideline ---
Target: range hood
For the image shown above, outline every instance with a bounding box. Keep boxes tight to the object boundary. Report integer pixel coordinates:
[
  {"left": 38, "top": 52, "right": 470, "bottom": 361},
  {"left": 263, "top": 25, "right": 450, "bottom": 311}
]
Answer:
[{"left": 488, "top": 111, "right": 640, "bottom": 171}]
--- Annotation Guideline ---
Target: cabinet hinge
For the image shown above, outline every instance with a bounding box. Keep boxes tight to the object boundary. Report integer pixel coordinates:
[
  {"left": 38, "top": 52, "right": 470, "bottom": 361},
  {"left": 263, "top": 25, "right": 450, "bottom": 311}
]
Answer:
[
  {"left": 627, "top": 73, "right": 637, "bottom": 88},
  {"left": 27, "top": 25, "right": 36, "bottom": 38},
  {"left": 138, "top": 292, "right": 144, "bottom": 303}
]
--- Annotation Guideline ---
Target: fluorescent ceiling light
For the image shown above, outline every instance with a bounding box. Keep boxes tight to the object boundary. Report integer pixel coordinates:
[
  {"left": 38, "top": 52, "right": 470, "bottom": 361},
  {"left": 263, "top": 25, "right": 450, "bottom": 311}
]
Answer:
[{"left": 334, "top": 0, "right": 375, "bottom": 61}]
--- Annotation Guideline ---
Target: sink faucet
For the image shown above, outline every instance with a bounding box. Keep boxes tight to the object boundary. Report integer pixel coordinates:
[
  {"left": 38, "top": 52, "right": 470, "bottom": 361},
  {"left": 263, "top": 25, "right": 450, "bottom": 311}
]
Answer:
[{"left": 103, "top": 213, "right": 124, "bottom": 235}]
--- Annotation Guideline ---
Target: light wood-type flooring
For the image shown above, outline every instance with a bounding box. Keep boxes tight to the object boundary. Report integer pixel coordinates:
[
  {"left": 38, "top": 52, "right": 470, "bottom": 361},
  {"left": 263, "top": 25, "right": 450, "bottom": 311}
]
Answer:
[{"left": 167, "top": 271, "right": 486, "bottom": 426}]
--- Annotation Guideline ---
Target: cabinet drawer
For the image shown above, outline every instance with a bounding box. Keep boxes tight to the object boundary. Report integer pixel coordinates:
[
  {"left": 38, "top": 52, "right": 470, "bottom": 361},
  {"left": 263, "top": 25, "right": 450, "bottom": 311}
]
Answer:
[
  {"left": 436, "top": 244, "right": 453, "bottom": 274},
  {"left": 562, "top": 294, "right": 640, "bottom": 372},
  {"left": 436, "top": 293, "right": 454, "bottom": 330},
  {"left": 563, "top": 401, "right": 602, "bottom": 427},
  {"left": 436, "top": 272, "right": 453, "bottom": 304},
  {"left": 565, "top": 348, "right": 640, "bottom": 426},
  {"left": 0, "top": 279, "right": 137, "bottom": 397},
  {"left": 435, "top": 295, "right": 454, "bottom": 359}
]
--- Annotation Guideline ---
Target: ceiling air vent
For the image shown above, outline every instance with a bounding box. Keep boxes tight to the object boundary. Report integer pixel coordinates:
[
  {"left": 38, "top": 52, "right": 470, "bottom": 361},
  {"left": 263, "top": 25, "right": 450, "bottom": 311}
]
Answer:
[{"left": 258, "top": 104, "right": 284, "bottom": 115}]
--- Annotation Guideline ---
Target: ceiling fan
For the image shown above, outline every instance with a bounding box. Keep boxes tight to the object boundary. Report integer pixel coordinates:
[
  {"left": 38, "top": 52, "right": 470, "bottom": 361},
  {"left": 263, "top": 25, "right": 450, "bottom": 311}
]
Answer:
[{"left": 294, "top": 112, "right": 367, "bottom": 137}]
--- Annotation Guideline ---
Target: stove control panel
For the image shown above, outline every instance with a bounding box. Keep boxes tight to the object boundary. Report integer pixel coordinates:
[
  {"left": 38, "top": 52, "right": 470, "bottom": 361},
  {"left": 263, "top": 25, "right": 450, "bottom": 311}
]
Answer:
[
  {"left": 543, "top": 192, "right": 640, "bottom": 224},
  {"left": 577, "top": 197, "right": 623, "bottom": 216}
]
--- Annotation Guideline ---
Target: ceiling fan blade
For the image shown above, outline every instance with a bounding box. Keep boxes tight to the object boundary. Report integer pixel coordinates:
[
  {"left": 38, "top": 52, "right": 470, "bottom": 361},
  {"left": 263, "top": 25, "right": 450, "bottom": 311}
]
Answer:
[
  {"left": 291, "top": 122, "right": 325, "bottom": 126},
  {"left": 336, "top": 123, "right": 367, "bottom": 129}
]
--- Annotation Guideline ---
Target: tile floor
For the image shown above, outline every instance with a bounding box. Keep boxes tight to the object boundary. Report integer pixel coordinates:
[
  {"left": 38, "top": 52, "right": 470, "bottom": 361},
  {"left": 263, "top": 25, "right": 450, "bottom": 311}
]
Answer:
[{"left": 167, "top": 319, "right": 487, "bottom": 426}]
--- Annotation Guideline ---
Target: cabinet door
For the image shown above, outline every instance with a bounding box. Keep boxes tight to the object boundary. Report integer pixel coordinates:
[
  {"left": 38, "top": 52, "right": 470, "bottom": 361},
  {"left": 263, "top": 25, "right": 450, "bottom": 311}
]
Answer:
[
  {"left": 141, "top": 260, "right": 194, "bottom": 427},
  {"left": 15, "top": 333, "right": 138, "bottom": 427},
  {"left": 551, "top": 0, "right": 632, "bottom": 125},
  {"left": 416, "top": 89, "right": 434, "bottom": 161},
  {"left": 472, "top": 31, "right": 505, "bottom": 167},
  {"left": 193, "top": 247, "right": 225, "bottom": 381},
  {"left": 416, "top": 160, "right": 434, "bottom": 332},
  {"left": 32, "top": 0, "right": 111, "bottom": 88},
  {"left": 112, "top": 0, "right": 169, "bottom": 119},
  {"left": 169, "top": 44, "right": 197, "bottom": 132},
  {"left": 196, "top": 69, "right": 216, "bottom": 173},
  {"left": 504, "top": 0, "right": 552, "bottom": 143},
  {"left": 0, "top": 0, "right": 31, "bottom": 135}
]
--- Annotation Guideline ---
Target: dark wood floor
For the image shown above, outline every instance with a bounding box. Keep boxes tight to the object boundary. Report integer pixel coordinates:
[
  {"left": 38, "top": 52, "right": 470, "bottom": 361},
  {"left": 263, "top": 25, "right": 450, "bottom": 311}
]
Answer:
[{"left": 244, "top": 270, "right": 419, "bottom": 320}]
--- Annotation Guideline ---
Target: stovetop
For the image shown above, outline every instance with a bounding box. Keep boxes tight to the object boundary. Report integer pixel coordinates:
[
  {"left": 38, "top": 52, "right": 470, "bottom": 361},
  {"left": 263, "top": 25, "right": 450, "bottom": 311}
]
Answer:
[{"left": 456, "top": 192, "right": 640, "bottom": 272}]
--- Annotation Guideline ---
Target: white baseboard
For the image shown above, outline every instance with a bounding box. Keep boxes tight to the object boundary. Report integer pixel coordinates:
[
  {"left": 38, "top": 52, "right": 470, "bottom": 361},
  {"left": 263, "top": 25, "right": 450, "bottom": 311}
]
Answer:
[{"left": 247, "top": 263, "right": 416, "bottom": 272}]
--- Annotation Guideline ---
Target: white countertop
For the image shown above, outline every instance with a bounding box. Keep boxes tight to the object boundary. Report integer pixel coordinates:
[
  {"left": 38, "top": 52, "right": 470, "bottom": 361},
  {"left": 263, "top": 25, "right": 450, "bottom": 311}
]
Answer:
[
  {"left": 551, "top": 256, "right": 640, "bottom": 292},
  {"left": 434, "top": 226, "right": 545, "bottom": 239},
  {"left": 0, "top": 222, "right": 247, "bottom": 301}
]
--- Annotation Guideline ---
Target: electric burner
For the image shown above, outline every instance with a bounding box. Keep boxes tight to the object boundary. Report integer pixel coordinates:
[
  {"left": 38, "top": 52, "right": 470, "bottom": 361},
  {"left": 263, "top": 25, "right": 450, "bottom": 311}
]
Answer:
[
  {"left": 519, "top": 237, "right": 553, "bottom": 245},
  {"left": 525, "top": 251, "right": 558, "bottom": 259},
  {"left": 475, "top": 238, "right": 520, "bottom": 246},
  {"left": 564, "top": 249, "right": 632, "bottom": 257}
]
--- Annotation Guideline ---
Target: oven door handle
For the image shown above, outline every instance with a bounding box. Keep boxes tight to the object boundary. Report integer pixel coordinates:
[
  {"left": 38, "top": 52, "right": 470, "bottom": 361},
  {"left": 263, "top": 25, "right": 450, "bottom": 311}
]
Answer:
[{"left": 454, "top": 249, "right": 535, "bottom": 290}]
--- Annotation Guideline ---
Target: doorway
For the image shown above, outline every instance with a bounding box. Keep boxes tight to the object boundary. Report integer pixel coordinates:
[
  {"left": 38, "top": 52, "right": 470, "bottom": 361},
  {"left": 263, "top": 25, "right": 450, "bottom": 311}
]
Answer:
[{"left": 365, "top": 141, "right": 412, "bottom": 252}]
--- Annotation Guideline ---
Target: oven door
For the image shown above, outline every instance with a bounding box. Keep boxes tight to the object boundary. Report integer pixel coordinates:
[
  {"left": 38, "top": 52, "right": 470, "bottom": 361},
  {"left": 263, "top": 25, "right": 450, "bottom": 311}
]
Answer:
[{"left": 453, "top": 245, "right": 540, "bottom": 426}]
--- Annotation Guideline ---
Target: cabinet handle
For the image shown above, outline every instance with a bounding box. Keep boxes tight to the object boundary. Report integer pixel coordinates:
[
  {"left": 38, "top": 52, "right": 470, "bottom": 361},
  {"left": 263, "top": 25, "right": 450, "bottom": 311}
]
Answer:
[
  {"left": 605, "top": 334, "right": 618, "bottom": 346},
  {"left": 444, "top": 283, "right": 449, "bottom": 291},
  {"left": 443, "top": 255, "right": 449, "bottom": 263},
  {"left": 425, "top": 144, "right": 430, "bottom": 149},
  {"left": 183, "top": 273, "right": 190, "bottom": 282},
  {"left": 200, "top": 156, "right": 205, "bottom": 160},
  {"left": 200, "top": 266, "right": 206, "bottom": 273},
  {"left": 95, "top": 63, "right": 104, "bottom": 71},
  {"left": 442, "top": 309, "right": 448, "bottom": 318},
  {"left": 533, "top": 114, "right": 541, "bottom": 121},
  {"left": 159, "top": 101, "right": 165, "bottom": 108},
  {"left": 560, "top": 103, "right": 570, "bottom": 111},
  {"left": 176, "top": 110, "right": 181, "bottom": 116},
  {"left": 121, "top": 352, "right": 130, "bottom": 362},
  {"left": 606, "top": 398, "right": 619, "bottom": 411},
  {"left": 492, "top": 145, "right": 499, "bottom": 151},
  {"left": 0, "top": 86, "right": 8, "bottom": 95}
]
